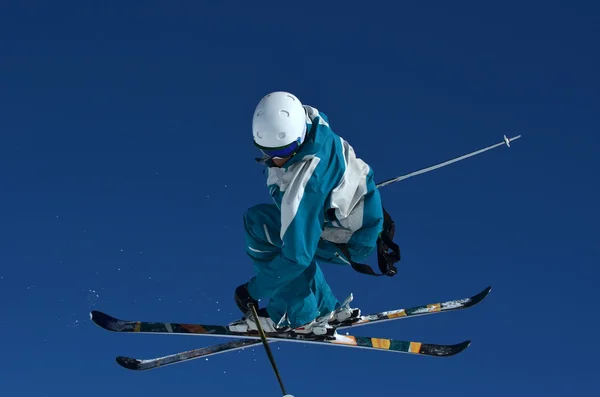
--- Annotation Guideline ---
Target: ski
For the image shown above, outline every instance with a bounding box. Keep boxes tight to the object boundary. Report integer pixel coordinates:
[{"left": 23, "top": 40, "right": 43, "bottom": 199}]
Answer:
[
  {"left": 116, "top": 336, "right": 469, "bottom": 371},
  {"left": 92, "top": 286, "right": 490, "bottom": 370},
  {"left": 91, "top": 285, "right": 490, "bottom": 338},
  {"left": 333, "top": 285, "right": 491, "bottom": 328},
  {"left": 116, "top": 339, "right": 263, "bottom": 371}
]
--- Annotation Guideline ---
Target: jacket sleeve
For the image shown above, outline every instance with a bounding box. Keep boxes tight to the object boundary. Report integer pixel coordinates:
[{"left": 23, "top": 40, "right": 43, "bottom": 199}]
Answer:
[{"left": 247, "top": 159, "right": 326, "bottom": 300}]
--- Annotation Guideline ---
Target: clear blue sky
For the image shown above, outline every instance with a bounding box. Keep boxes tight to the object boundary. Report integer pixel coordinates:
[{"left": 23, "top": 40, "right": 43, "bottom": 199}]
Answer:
[{"left": 1, "top": 1, "right": 599, "bottom": 396}]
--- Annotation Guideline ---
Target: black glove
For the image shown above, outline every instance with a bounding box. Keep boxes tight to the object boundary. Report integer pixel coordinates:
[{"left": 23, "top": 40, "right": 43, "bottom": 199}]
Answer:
[{"left": 234, "top": 282, "right": 258, "bottom": 314}]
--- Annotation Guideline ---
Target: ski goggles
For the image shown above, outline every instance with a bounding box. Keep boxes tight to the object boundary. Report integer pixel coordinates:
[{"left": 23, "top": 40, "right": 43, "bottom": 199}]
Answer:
[{"left": 255, "top": 137, "right": 303, "bottom": 159}]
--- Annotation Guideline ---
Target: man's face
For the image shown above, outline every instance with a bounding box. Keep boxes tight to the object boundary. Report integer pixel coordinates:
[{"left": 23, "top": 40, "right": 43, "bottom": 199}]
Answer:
[{"left": 271, "top": 156, "right": 291, "bottom": 167}]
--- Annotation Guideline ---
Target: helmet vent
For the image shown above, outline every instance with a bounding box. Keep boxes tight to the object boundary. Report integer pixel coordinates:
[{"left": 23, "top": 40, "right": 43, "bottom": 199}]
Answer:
[
  {"left": 277, "top": 132, "right": 286, "bottom": 140},
  {"left": 279, "top": 110, "right": 290, "bottom": 117}
]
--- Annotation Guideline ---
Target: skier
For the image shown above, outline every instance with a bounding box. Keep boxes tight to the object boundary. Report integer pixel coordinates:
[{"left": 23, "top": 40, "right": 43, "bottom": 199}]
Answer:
[{"left": 230, "top": 91, "right": 399, "bottom": 337}]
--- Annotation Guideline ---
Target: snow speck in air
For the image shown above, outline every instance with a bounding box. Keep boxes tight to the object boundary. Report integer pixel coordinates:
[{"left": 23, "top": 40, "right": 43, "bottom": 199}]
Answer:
[{"left": 87, "top": 289, "right": 100, "bottom": 308}]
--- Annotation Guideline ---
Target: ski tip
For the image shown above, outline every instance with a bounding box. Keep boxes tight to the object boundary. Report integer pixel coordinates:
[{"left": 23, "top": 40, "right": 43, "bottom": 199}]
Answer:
[
  {"left": 442, "top": 340, "right": 472, "bottom": 357},
  {"left": 445, "top": 340, "right": 472, "bottom": 356},
  {"left": 481, "top": 285, "right": 492, "bottom": 297},
  {"left": 421, "top": 340, "right": 471, "bottom": 357},
  {"left": 456, "top": 340, "right": 472, "bottom": 353},
  {"left": 90, "top": 310, "right": 121, "bottom": 331},
  {"left": 468, "top": 286, "right": 492, "bottom": 306},
  {"left": 116, "top": 356, "right": 143, "bottom": 370}
]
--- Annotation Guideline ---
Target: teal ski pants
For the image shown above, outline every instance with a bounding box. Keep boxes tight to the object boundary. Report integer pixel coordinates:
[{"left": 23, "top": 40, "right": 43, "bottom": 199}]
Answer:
[{"left": 243, "top": 203, "right": 383, "bottom": 328}]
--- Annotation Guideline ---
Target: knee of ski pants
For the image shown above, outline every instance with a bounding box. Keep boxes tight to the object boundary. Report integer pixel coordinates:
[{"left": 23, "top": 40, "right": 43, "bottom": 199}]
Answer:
[
  {"left": 316, "top": 189, "right": 384, "bottom": 264},
  {"left": 316, "top": 238, "right": 377, "bottom": 265},
  {"left": 344, "top": 191, "right": 385, "bottom": 261},
  {"left": 243, "top": 203, "right": 282, "bottom": 263},
  {"left": 315, "top": 218, "right": 383, "bottom": 265}
]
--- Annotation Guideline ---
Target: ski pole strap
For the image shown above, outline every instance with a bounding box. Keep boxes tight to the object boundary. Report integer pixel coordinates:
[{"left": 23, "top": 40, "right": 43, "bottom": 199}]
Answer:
[{"left": 333, "top": 207, "right": 401, "bottom": 277}]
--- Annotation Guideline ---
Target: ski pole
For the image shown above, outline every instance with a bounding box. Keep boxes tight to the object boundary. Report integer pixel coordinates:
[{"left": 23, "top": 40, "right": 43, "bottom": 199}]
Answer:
[
  {"left": 376, "top": 134, "right": 521, "bottom": 188},
  {"left": 248, "top": 303, "right": 292, "bottom": 397}
]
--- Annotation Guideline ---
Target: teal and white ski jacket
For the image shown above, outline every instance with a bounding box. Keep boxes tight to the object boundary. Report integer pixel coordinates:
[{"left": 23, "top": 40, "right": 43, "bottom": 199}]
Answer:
[{"left": 247, "top": 106, "right": 383, "bottom": 300}]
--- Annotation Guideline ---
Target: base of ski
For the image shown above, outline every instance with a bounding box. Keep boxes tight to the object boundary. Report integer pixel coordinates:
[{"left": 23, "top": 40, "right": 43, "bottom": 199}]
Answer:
[{"left": 92, "top": 286, "right": 491, "bottom": 370}]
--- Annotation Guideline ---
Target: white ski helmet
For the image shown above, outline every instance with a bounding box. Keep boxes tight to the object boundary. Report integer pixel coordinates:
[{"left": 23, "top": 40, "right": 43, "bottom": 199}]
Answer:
[{"left": 252, "top": 91, "right": 307, "bottom": 158}]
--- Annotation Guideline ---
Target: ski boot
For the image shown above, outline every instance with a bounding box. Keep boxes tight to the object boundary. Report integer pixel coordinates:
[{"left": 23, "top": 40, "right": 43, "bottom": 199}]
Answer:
[
  {"left": 228, "top": 308, "right": 287, "bottom": 334},
  {"left": 228, "top": 308, "right": 336, "bottom": 339}
]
